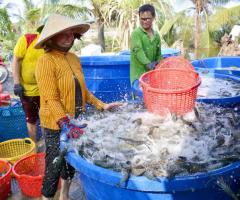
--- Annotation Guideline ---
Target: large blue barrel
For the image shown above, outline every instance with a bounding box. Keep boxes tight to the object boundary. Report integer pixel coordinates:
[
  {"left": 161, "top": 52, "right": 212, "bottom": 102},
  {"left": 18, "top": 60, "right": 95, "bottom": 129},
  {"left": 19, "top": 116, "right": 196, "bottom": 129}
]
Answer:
[
  {"left": 119, "top": 48, "right": 180, "bottom": 58},
  {"left": 80, "top": 55, "right": 131, "bottom": 103},
  {"left": 132, "top": 71, "right": 240, "bottom": 107},
  {"left": 67, "top": 151, "right": 240, "bottom": 200},
  {"left": 192, "top": 56, "right": 240, "bottom": 77}
]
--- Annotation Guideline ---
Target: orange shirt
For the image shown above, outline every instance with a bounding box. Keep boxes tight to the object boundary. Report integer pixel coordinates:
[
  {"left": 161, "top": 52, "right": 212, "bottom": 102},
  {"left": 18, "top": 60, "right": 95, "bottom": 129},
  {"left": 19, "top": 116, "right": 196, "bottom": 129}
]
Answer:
[{"left": 35, "top": 50, "right": 106, "bottom": 130}]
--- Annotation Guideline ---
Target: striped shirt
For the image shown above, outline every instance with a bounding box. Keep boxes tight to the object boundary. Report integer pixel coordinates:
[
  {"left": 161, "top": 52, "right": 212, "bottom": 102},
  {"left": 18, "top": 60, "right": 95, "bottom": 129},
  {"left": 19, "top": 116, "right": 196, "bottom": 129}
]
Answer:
[{"left": 35, "top": 50, "right": 106, "bottom": 130}]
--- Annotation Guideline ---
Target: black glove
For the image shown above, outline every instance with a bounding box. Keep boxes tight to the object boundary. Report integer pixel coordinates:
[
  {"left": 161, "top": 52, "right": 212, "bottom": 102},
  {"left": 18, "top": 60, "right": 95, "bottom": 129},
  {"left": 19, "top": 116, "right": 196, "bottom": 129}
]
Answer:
[
  {"left": 13, "top": 84, "right": 24, "bottom": 97},
  {"left": 146, "top": 61, "right": 158, "bottom": 70}
]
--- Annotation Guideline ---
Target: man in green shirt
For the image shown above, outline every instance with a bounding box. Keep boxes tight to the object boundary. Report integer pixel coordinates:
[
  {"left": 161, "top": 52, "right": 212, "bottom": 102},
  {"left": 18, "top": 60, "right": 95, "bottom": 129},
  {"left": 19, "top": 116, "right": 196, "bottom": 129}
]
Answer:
[{"left": 130, "top": 4, "right": 162, "bottom": 83}]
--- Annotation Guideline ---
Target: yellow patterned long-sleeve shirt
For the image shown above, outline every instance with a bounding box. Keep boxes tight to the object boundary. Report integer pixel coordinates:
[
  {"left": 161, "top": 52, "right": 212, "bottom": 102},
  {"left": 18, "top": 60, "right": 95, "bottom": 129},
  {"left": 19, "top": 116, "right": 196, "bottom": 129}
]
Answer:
[{"left": 35, "top": 50, "right": 106, "bottom": 130}]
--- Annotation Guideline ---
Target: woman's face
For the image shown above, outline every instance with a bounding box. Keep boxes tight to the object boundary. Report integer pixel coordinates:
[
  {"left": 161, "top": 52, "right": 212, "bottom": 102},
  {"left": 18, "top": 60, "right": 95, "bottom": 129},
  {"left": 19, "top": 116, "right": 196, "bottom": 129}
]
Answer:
[
  {"left": 139, "top": 11, "right": 154, "bottom": 31},
  {"left": 52, "top": 29, "right": 75, "bottom": 48}
]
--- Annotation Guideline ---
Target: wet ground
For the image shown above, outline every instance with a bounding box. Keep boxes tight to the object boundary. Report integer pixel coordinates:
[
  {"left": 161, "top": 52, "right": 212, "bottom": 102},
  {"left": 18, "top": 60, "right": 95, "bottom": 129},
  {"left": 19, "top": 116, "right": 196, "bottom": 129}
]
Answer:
[{"left": 8, "top": 174, "right": 85, "bottom": 200}]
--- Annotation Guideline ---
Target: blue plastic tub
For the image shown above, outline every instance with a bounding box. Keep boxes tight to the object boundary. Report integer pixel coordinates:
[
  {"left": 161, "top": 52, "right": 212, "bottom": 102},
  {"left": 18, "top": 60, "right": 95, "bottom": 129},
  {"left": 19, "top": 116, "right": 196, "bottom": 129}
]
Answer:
[
  {"left": 119, "top": 48, "right": 180, "bottom": 58},
  {"left": 161, "top": 48, "right": 181, "bottom": 58},
  {"left": 80, "top": 55, "right": 131, "bottom": 103},
  {"left": 132, "top": 71, "right": 240, "bottom": 107},
  {"left": 192, "top": 56, "right": 240, "bottom": 77},
  {"left": 67, "top": 151, "right": 240, "bottom": 200}
]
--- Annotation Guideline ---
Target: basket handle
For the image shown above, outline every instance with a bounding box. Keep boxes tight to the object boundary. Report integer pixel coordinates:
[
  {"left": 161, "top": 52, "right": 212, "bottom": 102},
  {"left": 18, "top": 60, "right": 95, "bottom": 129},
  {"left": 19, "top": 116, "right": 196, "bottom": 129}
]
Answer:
[
  {"left": 0, "top": 98, "right": 22, "bottom": 117},
  {"left": 11, "top": 98, "right": 21, "bottom": 107},
  {"left": 24, "top": 138, "right": 34, "bottom": 144}
]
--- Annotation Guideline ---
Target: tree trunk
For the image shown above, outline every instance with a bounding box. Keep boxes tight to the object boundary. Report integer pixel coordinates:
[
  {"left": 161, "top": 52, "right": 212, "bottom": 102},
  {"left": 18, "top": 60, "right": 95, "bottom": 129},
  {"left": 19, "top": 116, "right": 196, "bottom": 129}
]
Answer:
[
  {"left": 97, "top": 22, "right": 105, "bottom": 52},
  {"left": 194, "top": 0, "right": 202, "bottom": 59}
]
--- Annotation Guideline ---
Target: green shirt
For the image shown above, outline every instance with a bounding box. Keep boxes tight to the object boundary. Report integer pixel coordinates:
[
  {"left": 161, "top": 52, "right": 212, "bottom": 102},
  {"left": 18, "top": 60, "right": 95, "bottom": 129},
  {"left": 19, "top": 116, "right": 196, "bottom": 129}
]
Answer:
[{"left": 130, "top": 27, "right": 162, "bottom": 83}]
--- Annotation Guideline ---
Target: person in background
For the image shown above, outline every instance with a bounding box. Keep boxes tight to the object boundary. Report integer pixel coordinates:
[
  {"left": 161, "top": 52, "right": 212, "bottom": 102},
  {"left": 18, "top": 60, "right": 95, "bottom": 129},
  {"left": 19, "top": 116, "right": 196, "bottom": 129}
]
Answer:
[
  {"left": 12, "top": 24, "right": 45, "bottom": 143},
  {"left": 130, "top": 3, "right": 162, "bottom": 83},
  {"left": 34, "top": 14, "right": 122, "bottom": 200}
]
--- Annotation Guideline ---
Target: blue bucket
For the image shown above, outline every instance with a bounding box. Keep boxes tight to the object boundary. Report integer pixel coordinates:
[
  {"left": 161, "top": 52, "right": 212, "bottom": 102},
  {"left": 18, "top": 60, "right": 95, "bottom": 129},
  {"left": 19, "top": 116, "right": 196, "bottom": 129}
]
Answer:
[
  {"left": 119, "top": 48, "right": 180, "bottom": 58},
  {"left": 192, "top": 56, "right": 240, "bottom": 77},
  {"left": 0, "top": 100, "right": 28, "bottom": 142},
  {"left": 80, "top": 55, "right": 132, "bottom": 103},
  {"left": 132, "top": 70, "right": 240, "bottom": 107},
  {"left": 67, "top": 151, "right": 240, "bottom": 200}
]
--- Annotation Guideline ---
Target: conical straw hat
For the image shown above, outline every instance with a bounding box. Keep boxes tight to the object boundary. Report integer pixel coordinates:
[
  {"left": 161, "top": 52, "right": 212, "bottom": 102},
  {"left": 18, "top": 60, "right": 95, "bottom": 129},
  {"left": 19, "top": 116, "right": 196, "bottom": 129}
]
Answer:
[{"left": 35, "top": 14, "right": 90, "bottom": 49}]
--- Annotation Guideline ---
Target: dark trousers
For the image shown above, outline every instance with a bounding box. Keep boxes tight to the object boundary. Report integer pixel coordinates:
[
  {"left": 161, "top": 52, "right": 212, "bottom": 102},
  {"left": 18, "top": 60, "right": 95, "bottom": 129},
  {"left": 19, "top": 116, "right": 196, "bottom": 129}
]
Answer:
[{"left": 41, "top": 128, "right": 75, "bottom": 198}]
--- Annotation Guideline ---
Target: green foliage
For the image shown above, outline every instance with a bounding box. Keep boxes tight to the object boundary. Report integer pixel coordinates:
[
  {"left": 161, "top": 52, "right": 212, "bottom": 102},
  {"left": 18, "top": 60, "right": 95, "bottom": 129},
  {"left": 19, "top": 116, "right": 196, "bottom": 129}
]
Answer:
[
  {"left": 211, "top": 23, "right": 231, "bottom": 45},
  {"left": 0, "top": 7, "right": 16, "bottom": 61},
  {"left": 209, "top": 5, "right": 240, "bottom": 31},
  {"left": 0, "top": 8, "right": 12, "bottom": 38},
  {"left": 1, "top": 0, "right": 240, "bottom": 57},
  {"left": 163, "top": 26, "right": 176, "bottom": 46}
]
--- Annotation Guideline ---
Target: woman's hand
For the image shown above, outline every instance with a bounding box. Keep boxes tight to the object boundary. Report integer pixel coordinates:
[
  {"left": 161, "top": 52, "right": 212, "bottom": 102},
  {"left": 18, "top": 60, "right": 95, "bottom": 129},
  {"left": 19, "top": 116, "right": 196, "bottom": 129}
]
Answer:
[{"left": 103, "top": 102, "right": 125, "bottom": 111}]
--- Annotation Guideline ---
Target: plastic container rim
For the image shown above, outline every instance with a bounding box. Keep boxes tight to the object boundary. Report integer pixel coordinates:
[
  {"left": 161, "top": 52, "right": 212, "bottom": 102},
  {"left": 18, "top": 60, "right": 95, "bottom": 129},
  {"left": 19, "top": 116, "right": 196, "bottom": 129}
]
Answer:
[
  {"left": 139, "top": 68, "right": 201, "bottom": 94},
  {"left": 0, "top": 159, "right": 11, "bottom": 180},
  {"left": 67, "top": 151, "right": 240, "bottom": 192},
  {"left": 12, "top": 152, "right": 45, "bottom": 180},
  {"left": 0, "top": 138, "right": 36, "bottom": 163}
]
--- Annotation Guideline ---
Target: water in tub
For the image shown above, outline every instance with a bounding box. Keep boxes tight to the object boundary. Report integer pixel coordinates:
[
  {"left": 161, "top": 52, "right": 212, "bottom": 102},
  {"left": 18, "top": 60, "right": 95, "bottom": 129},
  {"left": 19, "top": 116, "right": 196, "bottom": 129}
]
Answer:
[
  {"left": 198, "top": 75, "right": 240, "bottom": 98},
  {"left": 67, "top": 102, "right": 240, "bottom": 179}
]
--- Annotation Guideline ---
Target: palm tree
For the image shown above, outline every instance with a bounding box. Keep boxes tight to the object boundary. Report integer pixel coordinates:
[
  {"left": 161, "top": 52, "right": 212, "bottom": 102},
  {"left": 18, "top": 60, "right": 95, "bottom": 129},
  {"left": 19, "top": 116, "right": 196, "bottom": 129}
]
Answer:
[
  {"left": 0, "top": 3, "right": 17, "bottom": 61},
  {"left": 190, "top": 0, "right": 232, "bottom": 56},
  {"left": 41, "top": 0, "right": 111, "bottom": 51},
  {"left": 107, "top": 0, "right": 174, "bottom": 51},
  {"left": 159, "top": 0, "right": 240, "bottom": 58}
]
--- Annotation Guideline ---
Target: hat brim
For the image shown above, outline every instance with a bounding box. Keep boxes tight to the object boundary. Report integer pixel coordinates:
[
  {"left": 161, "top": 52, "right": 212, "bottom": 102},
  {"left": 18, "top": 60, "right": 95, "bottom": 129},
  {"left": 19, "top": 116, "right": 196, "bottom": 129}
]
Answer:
[{"left": 35, "top": 23, "right": 90, "bottom": 49}]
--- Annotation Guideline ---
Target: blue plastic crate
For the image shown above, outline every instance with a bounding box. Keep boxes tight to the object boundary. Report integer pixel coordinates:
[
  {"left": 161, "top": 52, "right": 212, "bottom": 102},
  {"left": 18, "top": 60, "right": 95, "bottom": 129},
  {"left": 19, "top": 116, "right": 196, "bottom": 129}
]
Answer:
[{"left": 0, "top": 101, "right": 28, "bottom": 142}]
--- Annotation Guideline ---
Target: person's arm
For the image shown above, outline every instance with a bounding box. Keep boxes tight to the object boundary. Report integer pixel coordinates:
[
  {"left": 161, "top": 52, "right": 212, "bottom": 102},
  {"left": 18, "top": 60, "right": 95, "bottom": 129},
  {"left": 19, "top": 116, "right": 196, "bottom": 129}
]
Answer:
[
  {"left": 12, "top": 35, "right": 27, "bottom": 97},
  {"left": 131, "top": 31, "right": 151, "bottom": 65},
  {"left": 12, "top": 55, "right": 22, "bottom": 84},
  {"left": 35, "top": 56, "right": 66, "bottom": 122},
  {"left": 85, "top": 87, "right": 107, "bottom": 110},
  {"left": 12, "top": 55, "right": 24, "bottom": 97}
]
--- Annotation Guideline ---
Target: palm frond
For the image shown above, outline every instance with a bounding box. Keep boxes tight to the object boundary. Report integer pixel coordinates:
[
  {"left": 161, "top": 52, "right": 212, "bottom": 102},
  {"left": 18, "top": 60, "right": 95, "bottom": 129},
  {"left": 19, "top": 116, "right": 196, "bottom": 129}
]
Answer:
[
  {"left": 160, "top": 13, "right": 182, "bottom": 36},
  {"left": 209, "top": 5, "right": 240, "bottom": 31}
]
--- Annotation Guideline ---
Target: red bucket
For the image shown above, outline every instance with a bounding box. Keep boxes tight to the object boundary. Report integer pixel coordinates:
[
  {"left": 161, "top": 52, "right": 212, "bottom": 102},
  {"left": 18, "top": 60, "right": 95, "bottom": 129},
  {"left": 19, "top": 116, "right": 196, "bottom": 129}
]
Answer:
[
  {"left": 0, "top": 160, "right": 11, "bottom": 200},
  {"left": 139, "top": 68, "right": 201, "bottom": 116},
  {"left": 12, "top": 153, "right": 45, "bottom": 198}
]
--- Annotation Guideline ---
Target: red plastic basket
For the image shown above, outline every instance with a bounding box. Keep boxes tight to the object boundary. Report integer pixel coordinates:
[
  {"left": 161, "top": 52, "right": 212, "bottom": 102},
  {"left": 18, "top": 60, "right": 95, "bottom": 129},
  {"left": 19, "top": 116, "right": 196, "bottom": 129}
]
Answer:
[
  {"left": 12, "top": 153, "right": 45, "bottom": 198},
  {"left": 139, "top": 68, "right": 201, "bottom": 116},
  {"left": 0, "top": 159, "right": 11, "bottom": 200},
  {"left": 156, "top": 56, "right": 195, "bottom": 71}
]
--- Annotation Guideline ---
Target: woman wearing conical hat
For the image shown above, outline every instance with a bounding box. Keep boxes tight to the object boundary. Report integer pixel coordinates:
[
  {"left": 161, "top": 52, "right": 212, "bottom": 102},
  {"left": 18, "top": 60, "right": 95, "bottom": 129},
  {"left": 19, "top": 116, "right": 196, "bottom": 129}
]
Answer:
[{"left": 35, "top": 14, "right": 122, "bottom": 200}]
